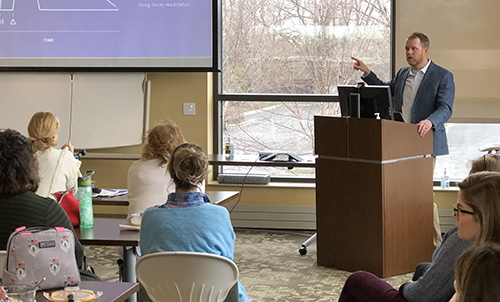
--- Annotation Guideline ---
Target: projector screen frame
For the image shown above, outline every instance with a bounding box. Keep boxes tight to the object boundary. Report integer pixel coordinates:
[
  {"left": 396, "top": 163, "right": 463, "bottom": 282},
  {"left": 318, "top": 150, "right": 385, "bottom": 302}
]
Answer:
[{"left": 0, "top": 0, "right": 219, "bottom": 72}]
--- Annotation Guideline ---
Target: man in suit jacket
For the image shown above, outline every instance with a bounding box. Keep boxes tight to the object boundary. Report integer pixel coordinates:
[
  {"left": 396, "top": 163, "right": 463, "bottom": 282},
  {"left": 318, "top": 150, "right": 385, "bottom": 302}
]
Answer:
[{"left": 351, "top": 32, "right": 455, "bottom": 157}]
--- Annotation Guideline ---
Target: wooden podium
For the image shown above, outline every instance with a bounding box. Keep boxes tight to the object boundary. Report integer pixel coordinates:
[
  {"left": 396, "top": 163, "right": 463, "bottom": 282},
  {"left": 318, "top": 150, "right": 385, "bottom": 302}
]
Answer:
[{"left": 314, "top": 116, "right": 435, "bottom": 277}]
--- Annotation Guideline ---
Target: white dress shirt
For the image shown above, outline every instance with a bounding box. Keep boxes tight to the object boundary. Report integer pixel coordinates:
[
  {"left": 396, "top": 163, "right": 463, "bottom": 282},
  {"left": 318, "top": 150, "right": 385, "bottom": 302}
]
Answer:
[{"left": 402, "top": 59, "right": 432, "bottom": 123}]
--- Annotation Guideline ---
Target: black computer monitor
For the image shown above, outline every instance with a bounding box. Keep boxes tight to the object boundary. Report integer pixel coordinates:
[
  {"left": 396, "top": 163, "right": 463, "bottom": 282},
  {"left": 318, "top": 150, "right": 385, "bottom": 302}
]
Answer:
[{"left": 337, "top": 84, "right": 400, "bottom": 121}]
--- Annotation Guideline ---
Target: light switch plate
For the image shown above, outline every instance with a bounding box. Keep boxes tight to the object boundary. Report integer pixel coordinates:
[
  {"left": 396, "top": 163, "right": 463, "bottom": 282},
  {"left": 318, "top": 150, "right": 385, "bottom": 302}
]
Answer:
[{"left": 183, "top": 102, "right": 196, "bottom": 115}]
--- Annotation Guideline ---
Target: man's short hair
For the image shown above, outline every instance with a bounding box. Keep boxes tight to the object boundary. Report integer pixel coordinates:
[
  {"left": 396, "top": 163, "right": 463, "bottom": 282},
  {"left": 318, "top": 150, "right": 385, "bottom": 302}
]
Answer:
[{"left": 407, "top": 32, "right": 430, "bottom": 48}]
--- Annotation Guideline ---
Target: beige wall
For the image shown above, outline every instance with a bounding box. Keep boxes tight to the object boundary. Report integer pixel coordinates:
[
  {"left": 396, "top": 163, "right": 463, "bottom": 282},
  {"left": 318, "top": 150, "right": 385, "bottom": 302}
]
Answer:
[
  {"left": 81, "top": 72, "right": 213, "bottom": 189},
  {"left": 209, "top": 183, "right": 316, "bottom": 207},
  {"left": 84, "top": 0, "right": 491, "bottom": 221},
  {"left": 394, "top": 0, "right": 499, "bottom": 209},
  {"left": 395, "top": 0, "right": 500, "bottom": 123},
  {"left": 81, "top": 71, "right": 315, "bottom": 215}
]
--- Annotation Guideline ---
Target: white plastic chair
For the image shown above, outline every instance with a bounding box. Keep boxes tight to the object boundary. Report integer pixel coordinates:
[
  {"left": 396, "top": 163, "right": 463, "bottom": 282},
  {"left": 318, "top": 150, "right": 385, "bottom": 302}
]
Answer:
[
  {"left": 1, "top": 250, "right": 6, "bottom": 281},
  {"left": 135, "top": 251, "right": 239, "bottom": 302},
  {"left": 480, "top": 144, "right": 500, "bottom": 154},
  {"left": 0, "top": 250, "right": 6, "bottom": 270}
]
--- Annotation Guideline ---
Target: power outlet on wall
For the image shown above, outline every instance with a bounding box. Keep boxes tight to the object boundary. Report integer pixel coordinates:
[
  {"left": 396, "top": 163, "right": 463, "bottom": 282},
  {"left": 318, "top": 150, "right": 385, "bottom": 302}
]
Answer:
[{"left": 183, "top": 102, "right": 196, "bottom": 115}]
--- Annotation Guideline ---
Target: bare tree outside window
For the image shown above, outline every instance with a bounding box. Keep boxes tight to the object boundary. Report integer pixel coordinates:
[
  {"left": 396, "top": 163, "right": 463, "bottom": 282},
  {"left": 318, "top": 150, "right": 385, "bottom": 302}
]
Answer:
[{"left": 220, "top": 0, "right": 392, "bottom": 177}]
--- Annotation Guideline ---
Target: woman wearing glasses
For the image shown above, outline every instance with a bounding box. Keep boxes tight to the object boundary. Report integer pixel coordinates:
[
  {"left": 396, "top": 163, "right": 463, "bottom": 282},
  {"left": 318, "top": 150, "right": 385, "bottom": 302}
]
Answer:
[
  {"left": 452, "top": 155, "right": 500, "bottom": 247},
  {"left": 338, "top": 155, "right": 500, "bottom": 302},
  {"left": 447, "top": 171, "right": 500, "bottom": 302}
]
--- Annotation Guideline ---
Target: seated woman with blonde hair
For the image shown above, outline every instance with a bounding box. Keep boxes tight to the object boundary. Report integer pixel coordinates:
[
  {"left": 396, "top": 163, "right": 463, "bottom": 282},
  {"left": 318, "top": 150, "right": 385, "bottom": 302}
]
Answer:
[
  {"left": 127, "top": 120, "right": 186, "bottom": 217},
  {"left": 28, "top": 112, "right": 81, "bottom": 197},
  {"left": 140, "top": 143, "right": 250, "bottom": 302}
]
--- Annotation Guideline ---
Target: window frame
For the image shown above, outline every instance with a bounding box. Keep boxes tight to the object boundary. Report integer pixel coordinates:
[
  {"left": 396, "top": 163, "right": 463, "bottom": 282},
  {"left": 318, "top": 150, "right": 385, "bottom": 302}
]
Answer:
[{"left": 212, "top": 0, "right": 397, "bottom": 182}]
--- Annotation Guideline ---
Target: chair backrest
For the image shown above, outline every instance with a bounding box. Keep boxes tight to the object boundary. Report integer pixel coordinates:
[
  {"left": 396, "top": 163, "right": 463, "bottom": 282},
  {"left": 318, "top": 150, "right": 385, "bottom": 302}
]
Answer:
[
  {"left": 480, "top": 144, "right": 500, "bottom": 154},
  {"left": 136, "top": 251, "right": 239, "bottom": 302},
  {"left": 0, "top": 250, "right": 6, "bottom": 271}
]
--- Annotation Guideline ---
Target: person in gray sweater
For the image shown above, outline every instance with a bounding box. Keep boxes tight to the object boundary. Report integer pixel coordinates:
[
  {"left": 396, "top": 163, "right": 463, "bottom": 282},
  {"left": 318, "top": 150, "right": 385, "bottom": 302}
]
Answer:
[
  {"left": 337, "top": 226, "right": 470, "bottom": 302},
  {"left": 338, "top": 155, "right": 500, "bottom": 302},
  {"left": 398, "top": 226, "right": 470, "bottom": 301}
]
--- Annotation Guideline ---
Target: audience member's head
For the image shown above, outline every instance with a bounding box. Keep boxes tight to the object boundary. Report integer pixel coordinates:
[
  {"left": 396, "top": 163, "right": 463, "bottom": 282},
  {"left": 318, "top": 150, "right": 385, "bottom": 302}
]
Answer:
[
  {"left": 456, "top": 171, "right": 500, "bottom": 244},
  {"left": 469, "top": 154, "right": 500, "bottom": 174},
  {"left": 167, "top": 143, "right": 208, "bottom": 191},
  {"left": 142, "top": 120, "right": 186, "bottom": 166},
  {"left": 454, "top": 242, "right": 500, "bottom": 302},
  {"left": 27, "top": 112, "right": 60, "bottom": 151},
  {"left": 0, "top": 129, "right": 39, "bottom": 194}
]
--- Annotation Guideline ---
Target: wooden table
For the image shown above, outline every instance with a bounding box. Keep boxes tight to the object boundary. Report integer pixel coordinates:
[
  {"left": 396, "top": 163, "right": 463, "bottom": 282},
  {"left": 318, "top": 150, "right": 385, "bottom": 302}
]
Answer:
[
  {"left": 37, "top": 281, "right": 139, "bottom": 302},
  {"left": 75, "top": 219, "right": 139, "bottom": 302},
  {"left": 75, "top": 218, "right": 139, "bottom": 247},
  {"left": 93, "top": 190, "right": 240, "bottom": 207}
]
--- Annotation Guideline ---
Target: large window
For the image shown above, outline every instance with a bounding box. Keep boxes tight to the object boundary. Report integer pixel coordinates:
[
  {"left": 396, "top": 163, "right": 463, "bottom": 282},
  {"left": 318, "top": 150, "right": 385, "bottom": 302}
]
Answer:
[
  {"left": 436, "top": 123, "right": 500, "bottom": 182},
  {"left": 219, "top": 0, "right": 393, "bottom": 178}
]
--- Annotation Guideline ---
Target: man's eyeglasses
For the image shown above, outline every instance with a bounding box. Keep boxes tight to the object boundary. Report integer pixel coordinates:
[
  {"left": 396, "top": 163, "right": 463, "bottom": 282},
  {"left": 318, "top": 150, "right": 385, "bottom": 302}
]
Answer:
[{"left": 453, "top": 204, "right": 475, "bottom": 217}]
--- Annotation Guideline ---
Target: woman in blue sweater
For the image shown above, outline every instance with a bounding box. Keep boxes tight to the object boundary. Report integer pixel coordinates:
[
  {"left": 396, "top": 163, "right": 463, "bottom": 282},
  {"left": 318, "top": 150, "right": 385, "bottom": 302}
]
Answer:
[{"left": 140, "top": 143, "right": 250, "bottom": 302}]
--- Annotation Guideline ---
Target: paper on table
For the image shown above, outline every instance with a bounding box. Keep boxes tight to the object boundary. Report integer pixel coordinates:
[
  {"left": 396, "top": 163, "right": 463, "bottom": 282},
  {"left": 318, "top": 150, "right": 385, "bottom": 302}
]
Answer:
[
  {"left": 119, "top": 224, "right": 140, "bottom": 231},
  {"left": 92, "top": 189, "right": 128, "bottom": 198}
]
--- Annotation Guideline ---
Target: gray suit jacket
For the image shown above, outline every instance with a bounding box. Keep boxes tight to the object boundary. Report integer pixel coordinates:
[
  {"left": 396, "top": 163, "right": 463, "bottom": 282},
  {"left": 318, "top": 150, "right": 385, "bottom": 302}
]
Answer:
[{"left": 363, "top": 61, "right": 455, "bottom": 156}]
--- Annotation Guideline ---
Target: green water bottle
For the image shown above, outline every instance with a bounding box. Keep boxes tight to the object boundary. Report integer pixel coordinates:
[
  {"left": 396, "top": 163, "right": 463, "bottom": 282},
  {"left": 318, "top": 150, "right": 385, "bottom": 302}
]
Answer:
[{"left": 78, "top": 171, "right": 95, "bottom": 228}]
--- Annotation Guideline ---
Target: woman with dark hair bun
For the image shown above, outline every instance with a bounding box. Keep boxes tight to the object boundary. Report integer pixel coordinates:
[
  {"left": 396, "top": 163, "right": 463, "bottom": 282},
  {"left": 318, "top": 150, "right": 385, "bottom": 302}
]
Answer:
[
  {"left": 140, "top": 143, "right": 250, "bottom": 302},
  {"left": 0, "top": 129, "right": 99, "bottom": 281}
]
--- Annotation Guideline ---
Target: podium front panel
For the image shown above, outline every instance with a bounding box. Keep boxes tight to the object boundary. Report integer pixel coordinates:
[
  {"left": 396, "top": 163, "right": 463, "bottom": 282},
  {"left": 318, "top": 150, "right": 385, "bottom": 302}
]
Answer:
[
  {"left": 315, "top": 115, "right": 434, "bottom": 277},
  {"left": 382, "top": 157, "right": 434, "bottom": 276},
  {"left": 316, "top": 156, "right": 434, "bottom": 277},
  {"left": 316, "top": 158, "right": 384, "bottom": 274}
]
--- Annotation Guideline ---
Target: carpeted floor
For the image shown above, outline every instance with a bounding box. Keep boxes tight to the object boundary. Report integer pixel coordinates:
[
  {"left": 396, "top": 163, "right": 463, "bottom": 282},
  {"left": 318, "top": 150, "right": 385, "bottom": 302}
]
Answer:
[{"left": 84, "top": 229, "right": 412, "bottom": 301}]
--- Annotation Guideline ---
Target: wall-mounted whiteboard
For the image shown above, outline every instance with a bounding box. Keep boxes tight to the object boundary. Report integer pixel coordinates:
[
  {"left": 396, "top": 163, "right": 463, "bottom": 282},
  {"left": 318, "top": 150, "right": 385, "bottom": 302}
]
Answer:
[{"left": 0, "top": 72, "right": 145, "bottom": 149}]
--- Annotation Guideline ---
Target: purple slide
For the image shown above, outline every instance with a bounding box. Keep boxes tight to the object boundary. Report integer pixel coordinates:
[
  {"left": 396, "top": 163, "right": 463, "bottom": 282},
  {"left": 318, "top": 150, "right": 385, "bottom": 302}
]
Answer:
[{"left": 0, "top": 0, "right": 213, "bottom": 68}]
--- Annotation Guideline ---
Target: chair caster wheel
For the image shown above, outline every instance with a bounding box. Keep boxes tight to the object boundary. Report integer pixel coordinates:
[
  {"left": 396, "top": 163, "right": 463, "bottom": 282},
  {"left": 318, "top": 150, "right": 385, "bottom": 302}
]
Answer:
[{"left": 299, "top": 246, "right": 307, "bottom": 255}]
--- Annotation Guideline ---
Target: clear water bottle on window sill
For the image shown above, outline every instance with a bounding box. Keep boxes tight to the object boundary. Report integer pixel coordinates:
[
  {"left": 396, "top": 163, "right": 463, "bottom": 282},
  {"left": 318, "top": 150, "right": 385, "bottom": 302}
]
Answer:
[
  {"left": 440, "top": 168, "right": 450, "bottom": 189},
  {"left": 225, "top": 136, "right": 234, "bottom": 159}
]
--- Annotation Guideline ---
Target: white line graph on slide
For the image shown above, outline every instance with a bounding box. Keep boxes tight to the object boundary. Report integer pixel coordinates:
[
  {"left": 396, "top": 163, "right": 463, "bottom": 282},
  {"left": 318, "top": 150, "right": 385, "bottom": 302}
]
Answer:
[{"left": 0, "top": 0, "right": 119, "bottom": 12}]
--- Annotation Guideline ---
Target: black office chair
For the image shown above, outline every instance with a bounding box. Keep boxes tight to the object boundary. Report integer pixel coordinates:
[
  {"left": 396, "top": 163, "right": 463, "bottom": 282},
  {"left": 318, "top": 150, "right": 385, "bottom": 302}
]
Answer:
[{"left": 299, "top": 233, "right": 316, "bottom": 255}]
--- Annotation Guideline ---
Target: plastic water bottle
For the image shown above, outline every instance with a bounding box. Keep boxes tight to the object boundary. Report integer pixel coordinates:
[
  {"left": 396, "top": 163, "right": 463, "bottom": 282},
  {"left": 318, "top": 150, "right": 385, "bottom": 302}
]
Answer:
[
  {"left": 440, "top": 168, "right": 450, "bottom": 189},
  {"left": 77, "top": 171, "right": 95, "bottom": 228},
  {"left": 225, "top": 137, "right": 234, "bottom": 158}
]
